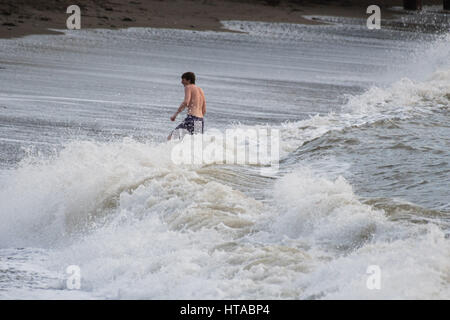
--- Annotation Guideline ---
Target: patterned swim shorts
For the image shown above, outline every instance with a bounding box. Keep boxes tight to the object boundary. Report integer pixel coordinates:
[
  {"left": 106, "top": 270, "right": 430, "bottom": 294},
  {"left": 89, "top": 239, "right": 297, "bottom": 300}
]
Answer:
[{"left": 174, "top": 115, "right": 204, "bottom": 135}]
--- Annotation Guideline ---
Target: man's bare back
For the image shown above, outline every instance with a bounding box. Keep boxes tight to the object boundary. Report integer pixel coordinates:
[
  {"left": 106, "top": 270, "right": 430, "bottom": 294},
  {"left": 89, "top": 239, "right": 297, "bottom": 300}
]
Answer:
[{"left": 185, "top": 84, "right": 206, "bottom": 118}]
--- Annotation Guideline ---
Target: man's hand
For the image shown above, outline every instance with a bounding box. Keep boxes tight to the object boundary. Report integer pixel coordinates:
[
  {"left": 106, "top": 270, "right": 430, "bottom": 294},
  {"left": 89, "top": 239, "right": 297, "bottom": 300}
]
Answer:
[{"left": 170, "top": 114, "right": 177, "bottom": 121}]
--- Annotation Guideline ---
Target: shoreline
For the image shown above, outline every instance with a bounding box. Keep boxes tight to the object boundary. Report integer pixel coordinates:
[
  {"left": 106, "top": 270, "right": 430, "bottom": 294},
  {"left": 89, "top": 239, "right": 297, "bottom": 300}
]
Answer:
[{"left": 0, "top": 0, "right": 405, "bottom": 40}]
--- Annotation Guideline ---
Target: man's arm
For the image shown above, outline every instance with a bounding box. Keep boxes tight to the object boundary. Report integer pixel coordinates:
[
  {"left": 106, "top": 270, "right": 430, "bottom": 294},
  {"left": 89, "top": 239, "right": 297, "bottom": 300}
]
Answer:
[
  {"left": 171, "top": 86, "right": 191, "bottom": 121},
  {"left": 201, "top": 89, "right": 206, "bottom": 116}
]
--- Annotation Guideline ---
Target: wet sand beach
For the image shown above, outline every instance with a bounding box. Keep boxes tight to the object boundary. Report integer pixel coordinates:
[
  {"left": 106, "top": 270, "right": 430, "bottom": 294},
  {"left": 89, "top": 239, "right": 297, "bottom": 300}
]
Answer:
[{"left": 0, "top": 0, "right": 405, "bottom": 39}]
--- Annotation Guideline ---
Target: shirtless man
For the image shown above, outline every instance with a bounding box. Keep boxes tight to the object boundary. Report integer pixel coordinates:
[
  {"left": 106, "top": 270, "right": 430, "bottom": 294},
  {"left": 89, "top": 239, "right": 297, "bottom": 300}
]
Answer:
[{"left": 168, "top": 72, "right": 206, "bottom": 140}]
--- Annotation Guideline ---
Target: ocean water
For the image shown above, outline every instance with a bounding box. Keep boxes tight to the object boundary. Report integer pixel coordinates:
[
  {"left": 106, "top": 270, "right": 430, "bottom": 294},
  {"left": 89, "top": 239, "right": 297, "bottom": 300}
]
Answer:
[{"left": 0, "top": 10, "right": 449, "bottom": 299}]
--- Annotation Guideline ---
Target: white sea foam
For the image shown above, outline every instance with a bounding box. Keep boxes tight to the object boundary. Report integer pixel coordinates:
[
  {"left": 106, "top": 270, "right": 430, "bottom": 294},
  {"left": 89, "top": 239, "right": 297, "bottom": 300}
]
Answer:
[
  {"left": 269, "top": 167, "right": 450, "bottom": 299},
  {"left": 0, "top": 137, "right": 265, "bottom": 248},
  {"left": 278, "top": 65, "right": 449, "bottom": 156}
]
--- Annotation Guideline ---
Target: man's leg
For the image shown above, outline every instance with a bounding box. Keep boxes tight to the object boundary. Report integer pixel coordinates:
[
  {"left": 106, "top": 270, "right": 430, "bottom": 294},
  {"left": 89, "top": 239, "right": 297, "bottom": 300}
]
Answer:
[{"left": 170, "top": 117, "right": 188, "bottom": 140}]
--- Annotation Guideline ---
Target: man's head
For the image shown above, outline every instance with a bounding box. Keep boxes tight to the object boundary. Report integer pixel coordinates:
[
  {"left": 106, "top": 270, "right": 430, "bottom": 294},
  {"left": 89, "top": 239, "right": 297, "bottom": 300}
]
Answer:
[{"left": 181, "top": 72, "right": 196, "bottom": 86}]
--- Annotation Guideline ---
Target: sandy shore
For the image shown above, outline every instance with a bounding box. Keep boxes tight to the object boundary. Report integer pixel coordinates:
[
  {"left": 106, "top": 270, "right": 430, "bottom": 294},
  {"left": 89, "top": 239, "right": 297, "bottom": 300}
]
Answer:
[{"left": 0, "top": 0, "right": 405, "bottom": 39}]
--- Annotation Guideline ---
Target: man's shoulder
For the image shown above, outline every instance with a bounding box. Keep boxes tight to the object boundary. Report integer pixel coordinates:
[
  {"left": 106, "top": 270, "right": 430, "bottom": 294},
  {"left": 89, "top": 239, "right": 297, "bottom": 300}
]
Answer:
[{"left": 187, "top": 84, "right": 204, "bottom": 94}]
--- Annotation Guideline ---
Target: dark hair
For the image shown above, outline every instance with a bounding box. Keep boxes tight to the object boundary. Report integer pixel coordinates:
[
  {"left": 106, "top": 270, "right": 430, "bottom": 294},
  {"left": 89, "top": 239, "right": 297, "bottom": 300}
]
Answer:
[{"left": 181, "top": 72, "right": 196, "bottom": 84}]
